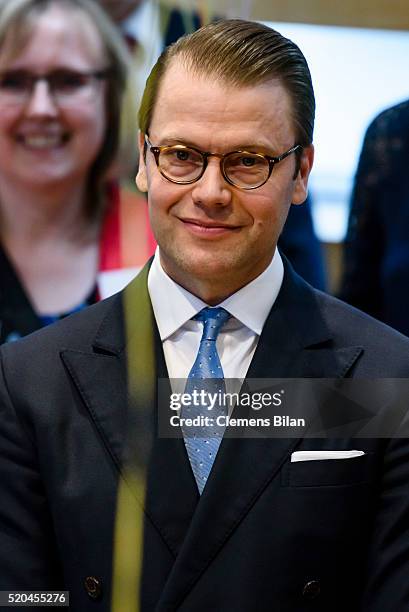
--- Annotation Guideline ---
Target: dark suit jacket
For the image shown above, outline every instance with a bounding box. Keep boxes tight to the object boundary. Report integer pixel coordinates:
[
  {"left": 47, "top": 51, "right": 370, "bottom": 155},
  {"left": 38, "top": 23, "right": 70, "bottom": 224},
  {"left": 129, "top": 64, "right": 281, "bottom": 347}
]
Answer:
[
  {"left": 340, "top": 100, "right": 409, "bottom": 335},
  {"left": 279, "top": 197, "right": 326, "bottom": 290},
  {"left": 0, "top": 261, "right": 409, "bottom": 611}
]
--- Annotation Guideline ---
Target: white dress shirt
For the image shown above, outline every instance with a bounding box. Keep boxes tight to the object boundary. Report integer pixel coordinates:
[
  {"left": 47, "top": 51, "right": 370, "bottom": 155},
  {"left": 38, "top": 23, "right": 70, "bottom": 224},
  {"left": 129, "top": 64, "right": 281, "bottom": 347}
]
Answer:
[{"left": 147, "top": 249, "right": 284, "bottom": 382}]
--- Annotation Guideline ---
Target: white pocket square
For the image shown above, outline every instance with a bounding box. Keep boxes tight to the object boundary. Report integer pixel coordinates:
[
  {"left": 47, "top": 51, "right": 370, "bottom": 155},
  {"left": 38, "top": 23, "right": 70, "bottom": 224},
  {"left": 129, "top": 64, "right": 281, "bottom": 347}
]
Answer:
[{"left": 291, "top": 450, "right": 365, "bottom": 463}]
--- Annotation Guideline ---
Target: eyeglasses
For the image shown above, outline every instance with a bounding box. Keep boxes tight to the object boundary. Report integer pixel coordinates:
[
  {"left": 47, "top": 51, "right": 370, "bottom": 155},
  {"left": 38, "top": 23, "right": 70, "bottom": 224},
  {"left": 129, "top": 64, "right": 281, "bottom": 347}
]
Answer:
[
  {"left": 145, "top": 136, "right": 302, "bottom": 190},
  {"left": 0, "top": 69, "right": 110, "bottom": 107}
]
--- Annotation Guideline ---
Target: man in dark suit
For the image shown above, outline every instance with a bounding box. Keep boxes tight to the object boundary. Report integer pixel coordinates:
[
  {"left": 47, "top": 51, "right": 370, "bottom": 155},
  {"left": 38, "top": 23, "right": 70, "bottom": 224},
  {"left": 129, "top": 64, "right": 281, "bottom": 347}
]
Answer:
[{"left": 1, "top": 19, "right": 409, "bottom": 612}]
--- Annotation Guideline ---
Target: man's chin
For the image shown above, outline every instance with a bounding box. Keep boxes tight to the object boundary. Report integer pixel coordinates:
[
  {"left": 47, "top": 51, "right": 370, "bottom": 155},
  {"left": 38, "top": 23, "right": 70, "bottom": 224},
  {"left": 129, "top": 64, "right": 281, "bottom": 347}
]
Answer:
[{"left": 161, "top": 249, "right": 239, "bottom": 284}]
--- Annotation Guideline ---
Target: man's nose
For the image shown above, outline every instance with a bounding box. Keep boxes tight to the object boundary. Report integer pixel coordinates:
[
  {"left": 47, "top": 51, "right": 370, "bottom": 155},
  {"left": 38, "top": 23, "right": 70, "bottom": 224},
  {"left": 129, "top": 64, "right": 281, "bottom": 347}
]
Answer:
[
  {"left": 25, "top": 80, "right": 58, "bottom": 117},
  {"left": 191, "top": 158, "right": 232, "bottom": 208}
]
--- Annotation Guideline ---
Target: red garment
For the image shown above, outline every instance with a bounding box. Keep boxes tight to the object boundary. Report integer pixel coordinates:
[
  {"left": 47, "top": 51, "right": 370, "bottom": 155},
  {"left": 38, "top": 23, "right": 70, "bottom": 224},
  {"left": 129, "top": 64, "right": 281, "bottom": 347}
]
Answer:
[{"left": 98, "top": 182, "right": 156, "bottom": 299}]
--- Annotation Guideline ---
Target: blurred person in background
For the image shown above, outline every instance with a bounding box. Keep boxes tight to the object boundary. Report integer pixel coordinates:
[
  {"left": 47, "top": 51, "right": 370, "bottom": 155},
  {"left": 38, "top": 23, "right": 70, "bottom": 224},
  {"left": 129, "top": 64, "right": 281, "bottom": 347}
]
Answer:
[
  {"left": 97, "top": 0, "right": 203, "bottom": 93},
  {"left": 0, "top": 0, "right": 154, "bottom": 344},
  {"left": 340, "top": 100, "right": 409, "bottom": 336},
  {"left": 99, "top": 0, "right": 327, "bottom": 290}
]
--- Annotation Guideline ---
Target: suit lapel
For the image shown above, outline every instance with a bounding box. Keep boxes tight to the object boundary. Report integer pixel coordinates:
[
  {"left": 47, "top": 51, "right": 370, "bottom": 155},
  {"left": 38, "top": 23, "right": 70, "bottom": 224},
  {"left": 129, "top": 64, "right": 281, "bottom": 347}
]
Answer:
[
  {"left": 61, "top": 346, "right": 128, "bottom": 474},
  {"left": 61, "top": 263, "right": 198, "bottom": 559},
  {"left": 125, "top": 265, "right": 199, "bottom": 556},
  {"left": 60, "top": 285, "right": 129, "bottom": 475},
  {"left": 157, "top": 261, "right": 363, "bottom": 609},
  {"left": 145, "top": 335, "right": 200, "bottom": 557}
]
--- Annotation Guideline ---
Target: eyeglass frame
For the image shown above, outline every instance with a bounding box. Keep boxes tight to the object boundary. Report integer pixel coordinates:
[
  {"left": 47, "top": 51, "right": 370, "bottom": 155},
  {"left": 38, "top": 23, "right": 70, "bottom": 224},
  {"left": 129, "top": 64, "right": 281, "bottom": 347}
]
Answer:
[
  {"left": 0, "top": 68, "right": 111, "bottom": 105},
  {"left": 144, "top": 135, "right": 303, "bottom": 190}
]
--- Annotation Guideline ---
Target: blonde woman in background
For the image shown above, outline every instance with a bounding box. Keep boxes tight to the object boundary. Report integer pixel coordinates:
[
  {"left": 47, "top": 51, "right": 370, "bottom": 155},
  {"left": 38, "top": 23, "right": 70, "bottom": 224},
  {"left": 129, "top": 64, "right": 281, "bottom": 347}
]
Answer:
[{"left": 0, "top": 0, "right": 154, "bottom": 343}]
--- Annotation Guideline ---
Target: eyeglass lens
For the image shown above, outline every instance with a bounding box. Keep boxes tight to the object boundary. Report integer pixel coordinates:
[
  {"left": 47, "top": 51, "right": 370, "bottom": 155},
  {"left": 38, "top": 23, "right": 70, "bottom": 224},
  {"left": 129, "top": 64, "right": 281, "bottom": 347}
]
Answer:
[
  {"left": 0, "top": 70, "right": 104, "bottom": 105},
  {"left": 158, "top": 146, "right": 271, "bottom": 188}
]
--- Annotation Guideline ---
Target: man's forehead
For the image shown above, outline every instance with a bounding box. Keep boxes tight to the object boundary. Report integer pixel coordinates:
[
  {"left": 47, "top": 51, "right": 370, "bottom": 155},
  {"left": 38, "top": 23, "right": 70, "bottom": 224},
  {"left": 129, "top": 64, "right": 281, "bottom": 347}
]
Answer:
[
  {"left": 149, "top": 63, "right": 295, "bottom": 149},
  {"left": 157, "top": 61, "right": 285, "bottom": 100}
]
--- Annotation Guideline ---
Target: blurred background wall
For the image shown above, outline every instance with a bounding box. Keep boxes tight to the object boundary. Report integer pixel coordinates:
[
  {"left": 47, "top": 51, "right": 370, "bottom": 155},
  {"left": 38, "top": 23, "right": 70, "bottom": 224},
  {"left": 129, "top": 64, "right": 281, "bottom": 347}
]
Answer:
[{"left": 159, "top": 0, "right": 409, "bottom": 29}]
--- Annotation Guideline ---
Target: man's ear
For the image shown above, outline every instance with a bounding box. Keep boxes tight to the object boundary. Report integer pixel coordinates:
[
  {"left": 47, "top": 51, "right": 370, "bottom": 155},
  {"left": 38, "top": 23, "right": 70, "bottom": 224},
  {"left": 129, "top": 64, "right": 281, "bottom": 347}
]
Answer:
[
  {"left": 135, "top": 131, "right": 148, "bottom": 193},
  {"left": 292, "top": 144, "right": 314, "bottom": 205}
]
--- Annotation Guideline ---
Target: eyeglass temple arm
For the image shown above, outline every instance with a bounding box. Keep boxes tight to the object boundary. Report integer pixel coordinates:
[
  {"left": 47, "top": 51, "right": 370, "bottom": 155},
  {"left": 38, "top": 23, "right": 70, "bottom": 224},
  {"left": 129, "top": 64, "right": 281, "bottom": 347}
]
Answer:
[{"left": 273, "top": 144, "right": 303, "bottom": 163}]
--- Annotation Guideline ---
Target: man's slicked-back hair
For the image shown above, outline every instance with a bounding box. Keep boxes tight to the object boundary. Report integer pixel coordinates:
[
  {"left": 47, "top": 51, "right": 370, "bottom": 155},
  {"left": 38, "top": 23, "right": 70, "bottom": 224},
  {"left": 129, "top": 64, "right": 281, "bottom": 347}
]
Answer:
[{"left": 139, "top": 19, "right": 315, "bottom": 148}]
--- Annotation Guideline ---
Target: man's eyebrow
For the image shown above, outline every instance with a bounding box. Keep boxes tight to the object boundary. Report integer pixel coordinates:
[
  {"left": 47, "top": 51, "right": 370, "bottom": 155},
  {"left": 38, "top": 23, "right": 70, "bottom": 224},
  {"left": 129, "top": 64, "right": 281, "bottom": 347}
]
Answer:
[
  {"left": 154, "top": 136, "right": 277, "bottom": 153},
  {"left": 156, "top": 137, "right": 197, "bottom": 147}
]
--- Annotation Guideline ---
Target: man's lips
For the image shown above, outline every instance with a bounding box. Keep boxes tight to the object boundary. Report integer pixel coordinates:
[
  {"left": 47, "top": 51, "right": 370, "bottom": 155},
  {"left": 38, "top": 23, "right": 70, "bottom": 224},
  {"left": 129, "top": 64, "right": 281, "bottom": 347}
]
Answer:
[{"left": 179, "top": 217, "right": 242, "bottom": 236}]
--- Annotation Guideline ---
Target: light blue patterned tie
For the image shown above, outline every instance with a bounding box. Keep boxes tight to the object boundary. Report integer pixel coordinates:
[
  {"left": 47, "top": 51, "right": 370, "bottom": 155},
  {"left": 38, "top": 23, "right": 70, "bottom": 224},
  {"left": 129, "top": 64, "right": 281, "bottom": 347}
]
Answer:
[{"left": 182, "top": 307, "right": 230, "bottom": 494}]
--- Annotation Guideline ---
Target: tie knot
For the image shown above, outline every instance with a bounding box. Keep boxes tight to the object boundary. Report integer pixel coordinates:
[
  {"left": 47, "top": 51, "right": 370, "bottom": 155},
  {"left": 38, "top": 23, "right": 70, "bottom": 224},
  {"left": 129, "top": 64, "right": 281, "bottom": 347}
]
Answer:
[{"left": 195, "top": 307, "right": 230, "bottom": 341}]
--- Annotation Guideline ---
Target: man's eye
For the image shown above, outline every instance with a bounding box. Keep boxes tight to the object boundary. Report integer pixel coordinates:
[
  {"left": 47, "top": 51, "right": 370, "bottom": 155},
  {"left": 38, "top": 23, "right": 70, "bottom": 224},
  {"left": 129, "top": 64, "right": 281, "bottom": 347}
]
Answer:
[
  {"left": 168, "top": 148, "right": 201, "bottom": 164},
  {"left": 175, "top": 150, "right": 190, "bottom": 161},
  {"left": 228, "top": 154, "right": 263, "bottom": 169},
  {"left": 241, "top": 156, "right": 257, "bottom": 167}
]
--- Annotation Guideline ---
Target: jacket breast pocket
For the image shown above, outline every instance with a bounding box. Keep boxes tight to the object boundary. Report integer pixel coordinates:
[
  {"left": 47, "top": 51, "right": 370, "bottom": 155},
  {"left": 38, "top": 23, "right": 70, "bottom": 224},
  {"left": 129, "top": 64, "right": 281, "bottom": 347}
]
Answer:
[{"left": 281, "top": 452, "right": 376, "bottom": 487}]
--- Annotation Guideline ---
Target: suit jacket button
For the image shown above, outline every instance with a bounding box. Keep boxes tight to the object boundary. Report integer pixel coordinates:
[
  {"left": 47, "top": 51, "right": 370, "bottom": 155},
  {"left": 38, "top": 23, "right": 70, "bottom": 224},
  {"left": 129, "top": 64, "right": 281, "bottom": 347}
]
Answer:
[
  {"left": 84, "top": 576, "right": 102, "bottom": 600},
  {"left": 302, "top": 580, "right": 321, "bottom": 599}
]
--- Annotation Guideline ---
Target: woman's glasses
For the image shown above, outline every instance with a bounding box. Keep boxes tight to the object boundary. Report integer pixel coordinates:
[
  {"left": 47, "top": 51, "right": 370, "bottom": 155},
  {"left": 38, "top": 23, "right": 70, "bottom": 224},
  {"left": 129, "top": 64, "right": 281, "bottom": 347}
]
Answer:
[{"left": 0, "top": 68, "right": 110, "bottom": 107}]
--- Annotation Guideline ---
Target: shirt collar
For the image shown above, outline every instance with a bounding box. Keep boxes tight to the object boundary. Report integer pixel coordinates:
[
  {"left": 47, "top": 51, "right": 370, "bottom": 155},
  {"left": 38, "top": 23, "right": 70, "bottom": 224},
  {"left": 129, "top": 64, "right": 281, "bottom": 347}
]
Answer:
[{"left": 148, "top": 248, "right": 284, "bottom": 340}]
